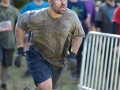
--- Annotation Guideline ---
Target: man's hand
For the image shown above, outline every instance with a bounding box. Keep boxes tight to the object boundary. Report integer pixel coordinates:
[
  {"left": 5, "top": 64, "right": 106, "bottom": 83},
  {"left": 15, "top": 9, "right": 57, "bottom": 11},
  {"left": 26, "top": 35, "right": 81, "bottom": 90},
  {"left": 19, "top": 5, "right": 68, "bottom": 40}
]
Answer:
[
  {"left": 14, "top": 47, "right": 24, "bottom": 68},
  {"left": 63, "top": 52, "right": 77, "bottom": 72}
]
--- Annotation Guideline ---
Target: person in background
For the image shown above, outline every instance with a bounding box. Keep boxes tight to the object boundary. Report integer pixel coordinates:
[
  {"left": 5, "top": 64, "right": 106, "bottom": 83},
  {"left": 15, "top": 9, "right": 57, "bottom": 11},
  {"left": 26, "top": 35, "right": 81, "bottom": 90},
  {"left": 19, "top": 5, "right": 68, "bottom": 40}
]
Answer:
[
  {"left": 95, "top": 0, "right": 117, "bottom": 33},
  {"left": 112, "top": 6, "right": 120, "bottom": 35},
  {"left": 20, "top": 0, "right": 49, "bottom": 78},
  {"left": 0, "top": 0, "right": 19, "bottom": 89},
  {"left": 95, "top": 0, "right": 117, "bottom": 89},
  {"left": 67, "top": 0, "right": 91, "bottom": 80},
  {"left": 82, "top": 0, "right": 96, "bottom": 31},
  {"left": 112, "top": 6, "right": 120, "bottom": 73},
  {"left": 95, "top": 0, "right": 117, "bottom": 57},
  {"left": 20, "top": 0, "right": 49, "bottom": 14}
]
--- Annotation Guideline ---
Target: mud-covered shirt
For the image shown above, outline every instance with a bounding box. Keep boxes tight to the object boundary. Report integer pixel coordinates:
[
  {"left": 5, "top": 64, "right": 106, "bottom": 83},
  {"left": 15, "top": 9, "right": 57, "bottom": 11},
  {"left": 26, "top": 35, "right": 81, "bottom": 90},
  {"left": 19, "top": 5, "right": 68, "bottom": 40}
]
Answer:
[{"left": 17, "top": 8, "right": 85, "bottom": 67}]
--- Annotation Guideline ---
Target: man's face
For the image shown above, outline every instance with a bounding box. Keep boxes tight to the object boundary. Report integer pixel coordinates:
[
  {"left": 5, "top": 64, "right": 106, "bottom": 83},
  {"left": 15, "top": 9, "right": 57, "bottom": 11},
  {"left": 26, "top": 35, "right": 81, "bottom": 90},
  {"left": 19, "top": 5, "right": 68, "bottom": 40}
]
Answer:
[
  {"left": 50, "top": 0, "right": 67, "bottom": 14},
  {"left": 1, "top": 0, "right": 10, "bottom": 4}
]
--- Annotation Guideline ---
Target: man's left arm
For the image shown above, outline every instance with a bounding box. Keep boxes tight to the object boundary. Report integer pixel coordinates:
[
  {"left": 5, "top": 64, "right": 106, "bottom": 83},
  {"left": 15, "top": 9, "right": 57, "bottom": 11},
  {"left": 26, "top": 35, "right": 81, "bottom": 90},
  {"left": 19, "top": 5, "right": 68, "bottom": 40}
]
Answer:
[
  {"left": 71, "top": 36, "right": 83, "bottom": 54},
  {"left": 64, "top": 11, "right": 85, "bottom": 72},
  {"left": 64, "top": 36, "right": 83, "bottom": 72}
]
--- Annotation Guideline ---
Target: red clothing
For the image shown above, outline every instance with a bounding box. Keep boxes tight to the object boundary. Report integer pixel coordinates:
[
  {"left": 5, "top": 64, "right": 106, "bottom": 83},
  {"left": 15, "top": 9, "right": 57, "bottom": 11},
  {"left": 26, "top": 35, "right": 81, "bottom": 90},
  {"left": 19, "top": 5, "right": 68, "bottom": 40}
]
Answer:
[{"left": 112, "top": 6, "right": 120, "bottom": 35}]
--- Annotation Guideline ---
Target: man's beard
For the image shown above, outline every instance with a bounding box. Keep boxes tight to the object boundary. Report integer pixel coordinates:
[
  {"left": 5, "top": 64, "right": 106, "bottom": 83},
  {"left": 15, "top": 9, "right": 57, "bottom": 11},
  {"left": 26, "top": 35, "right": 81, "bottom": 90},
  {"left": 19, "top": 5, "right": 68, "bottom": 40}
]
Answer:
[
  {"left": 52, "top": 6, "right": 66, "bottom": 14},
  {"left": 54, "top": 9, "right": 65, "bottom": 14}
]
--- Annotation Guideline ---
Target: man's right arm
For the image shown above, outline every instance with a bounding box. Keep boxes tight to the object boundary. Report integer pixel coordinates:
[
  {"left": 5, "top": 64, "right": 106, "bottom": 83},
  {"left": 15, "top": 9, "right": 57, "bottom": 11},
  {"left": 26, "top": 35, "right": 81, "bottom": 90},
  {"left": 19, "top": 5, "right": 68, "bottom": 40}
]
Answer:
[
  {"left": 15, "top": 24, "right": 25, "bottom": 48},
  {"left": 14, "top": 24, "right": 25, "bottom": 68},
  {"left": 14, "top": 11, "right": 30, "bottom": 67}
]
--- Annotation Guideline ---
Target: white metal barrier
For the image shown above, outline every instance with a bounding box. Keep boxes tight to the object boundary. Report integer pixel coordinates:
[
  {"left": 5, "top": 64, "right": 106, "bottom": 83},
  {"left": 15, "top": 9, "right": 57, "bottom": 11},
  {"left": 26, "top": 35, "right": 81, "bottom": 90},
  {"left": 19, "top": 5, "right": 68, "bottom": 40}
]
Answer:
[{"left": 78, "top": 31, "right": 120, "bottom": 90}]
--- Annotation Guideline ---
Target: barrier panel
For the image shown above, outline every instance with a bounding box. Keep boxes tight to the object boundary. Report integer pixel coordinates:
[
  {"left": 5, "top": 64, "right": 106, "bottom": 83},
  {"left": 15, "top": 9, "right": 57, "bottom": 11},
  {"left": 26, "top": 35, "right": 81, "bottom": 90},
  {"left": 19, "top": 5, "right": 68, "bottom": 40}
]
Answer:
[{"left": 78, "top": 31, "right": 120, "bottom": 90}]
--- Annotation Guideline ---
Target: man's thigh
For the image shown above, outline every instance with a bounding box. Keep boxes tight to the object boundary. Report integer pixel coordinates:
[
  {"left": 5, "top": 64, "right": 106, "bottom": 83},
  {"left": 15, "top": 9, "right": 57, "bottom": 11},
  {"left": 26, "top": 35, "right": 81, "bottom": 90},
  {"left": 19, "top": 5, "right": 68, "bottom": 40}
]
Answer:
[
  {"left": 37, "top": 78, "right": 52, "bottom": 90},
  {"left": 50, "top": 64, "right": 64, "bottom": 89}
]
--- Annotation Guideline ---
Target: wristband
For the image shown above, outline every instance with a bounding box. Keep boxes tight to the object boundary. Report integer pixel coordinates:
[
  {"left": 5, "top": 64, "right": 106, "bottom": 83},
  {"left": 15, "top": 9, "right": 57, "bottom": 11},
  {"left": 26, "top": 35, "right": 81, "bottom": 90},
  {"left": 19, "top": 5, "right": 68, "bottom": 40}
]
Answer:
[
  {"left": 69, "top": 52, "right": 76, "bottom": 59},
  {"left": 17, "top": 47, "right": 24, "bottom": 54}
]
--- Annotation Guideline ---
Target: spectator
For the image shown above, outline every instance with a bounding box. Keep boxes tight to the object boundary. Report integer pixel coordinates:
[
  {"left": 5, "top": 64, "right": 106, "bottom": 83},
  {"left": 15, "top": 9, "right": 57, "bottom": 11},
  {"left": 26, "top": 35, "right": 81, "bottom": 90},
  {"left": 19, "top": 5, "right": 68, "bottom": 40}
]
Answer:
[
  {"left": 20, "top": 0, "right": 49, "bottom": 78},
  {"left": 67, "top": 0, "right": 91, "bottom": 80},
  {"left": 112, "top": 6, "right": 120, "bottom": 63},
  {"left": 82, "top": 0, "right": 96, "bottom": 31},
  {"left": 20, "top": 0, "right": 49, "bottom": 14},
  {"left": 95, "top": 0, "right": 117, "bottom": 33},
  {"left": 0, "top": 0, "right": 19, "bottom": 89},
  {"left": 95, "top": 0, "right": 118, "bottom": 89},
  {"left": 112, "top": 6, "right": 120, "bottom": 35}
]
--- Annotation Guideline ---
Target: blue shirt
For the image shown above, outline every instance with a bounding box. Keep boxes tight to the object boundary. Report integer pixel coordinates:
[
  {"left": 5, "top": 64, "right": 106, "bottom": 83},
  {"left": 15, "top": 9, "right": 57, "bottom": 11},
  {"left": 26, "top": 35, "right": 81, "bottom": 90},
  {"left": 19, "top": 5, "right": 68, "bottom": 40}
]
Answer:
[
  {"left": 68, "top": 0, "right": 87, "bottom": 21},
  {"left": 68, "top": 0, "right": 88, "bottom": 34},
  {"left": 20, "top": 1, "right": 49, "bottom": 14}
]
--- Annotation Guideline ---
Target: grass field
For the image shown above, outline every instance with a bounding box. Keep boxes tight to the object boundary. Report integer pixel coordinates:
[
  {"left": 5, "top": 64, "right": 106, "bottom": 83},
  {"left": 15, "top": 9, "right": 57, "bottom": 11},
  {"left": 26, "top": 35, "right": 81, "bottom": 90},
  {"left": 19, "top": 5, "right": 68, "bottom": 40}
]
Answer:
[{"left": 0, "top": 55, "right": 79, "bottom": 90}]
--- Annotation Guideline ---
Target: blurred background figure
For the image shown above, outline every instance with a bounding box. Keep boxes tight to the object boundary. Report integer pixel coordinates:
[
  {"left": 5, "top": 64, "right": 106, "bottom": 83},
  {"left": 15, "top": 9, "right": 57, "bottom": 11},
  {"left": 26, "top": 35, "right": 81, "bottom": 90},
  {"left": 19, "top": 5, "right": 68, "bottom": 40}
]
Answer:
[
  {"left": 95, "top": 0, "right": 117, "bottom": 33},
  {"left": 67, "top": 0, "right": 91, "bottom": 81},
  {"left": 20, "top": 0, "right": 49, "bottom": 14},
  {"left": 112, "top": 6, "right": 120, "bottom": 73},
  {"left": 82, "top": 0, "right": 96, "bottom": 31},
  {"left": 112, "top": 6, "right": 120, "bottom": 35},
  {"left": 0, "top": 0, "right": 19, "bottom": 89},
  {"left": 95, "top": 0, "right": 118, "bottom": 89},
  {"left": 19, "top": 0, "right": 49, "bottom": 78}
]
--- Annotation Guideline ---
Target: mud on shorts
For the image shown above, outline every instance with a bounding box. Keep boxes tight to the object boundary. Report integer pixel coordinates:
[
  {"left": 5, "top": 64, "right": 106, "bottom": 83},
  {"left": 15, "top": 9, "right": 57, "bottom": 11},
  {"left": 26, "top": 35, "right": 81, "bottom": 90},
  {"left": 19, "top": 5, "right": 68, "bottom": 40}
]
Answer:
[
  {"left": 0, "top": 46, "right": 14, "bottom": 66},
  {"left": 26, "top": 46, "right": 64, "bottom": 89}
]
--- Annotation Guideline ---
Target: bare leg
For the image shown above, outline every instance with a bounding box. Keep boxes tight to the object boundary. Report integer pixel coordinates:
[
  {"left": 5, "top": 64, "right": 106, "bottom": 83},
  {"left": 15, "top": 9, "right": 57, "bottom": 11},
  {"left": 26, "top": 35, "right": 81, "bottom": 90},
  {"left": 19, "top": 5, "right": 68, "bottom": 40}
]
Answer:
[
  {"left": 1, "top": 65, "right": 8, "bottom": 84},
  {"left": 1, "top": 65, "right": 8, "bottom": 89},
  {"left": 37, "top": 78, "right": 52, "bottom": 90},
  {"left": 32, "top": 87, "right": 57, "bottom": 90}
]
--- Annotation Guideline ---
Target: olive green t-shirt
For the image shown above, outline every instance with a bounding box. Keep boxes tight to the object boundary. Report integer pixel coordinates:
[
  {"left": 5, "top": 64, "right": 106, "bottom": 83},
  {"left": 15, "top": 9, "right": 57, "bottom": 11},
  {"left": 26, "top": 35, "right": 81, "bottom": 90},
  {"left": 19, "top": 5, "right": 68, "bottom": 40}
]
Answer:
[
  {"left": 17, "top": 8, "right": 85, "bottom": 67},
  {"left": 0, "top": 5, "right": 19, "bottom": 49}
]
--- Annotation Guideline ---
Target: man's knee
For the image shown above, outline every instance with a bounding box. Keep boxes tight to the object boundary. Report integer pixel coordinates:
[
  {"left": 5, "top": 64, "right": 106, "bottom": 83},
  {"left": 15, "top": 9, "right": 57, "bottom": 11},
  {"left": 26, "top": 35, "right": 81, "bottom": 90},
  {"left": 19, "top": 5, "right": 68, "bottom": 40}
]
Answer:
[
  {"left": 32, "top": 87, "right": 57, "bottom": 90},
  {"left": 37, "top": 78, "right": 52, "bottom": 90},
  {"left": 38, "top": 84, "right": 52, "bottom": 90}
]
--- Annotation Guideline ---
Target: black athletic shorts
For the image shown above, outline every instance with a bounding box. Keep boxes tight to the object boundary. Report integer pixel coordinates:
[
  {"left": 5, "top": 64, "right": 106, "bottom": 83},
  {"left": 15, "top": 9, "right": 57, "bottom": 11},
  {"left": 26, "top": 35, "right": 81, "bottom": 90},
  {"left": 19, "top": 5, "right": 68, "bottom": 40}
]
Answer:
[{"left": 0, "top": 46, "right": 14, "bottom": 66}]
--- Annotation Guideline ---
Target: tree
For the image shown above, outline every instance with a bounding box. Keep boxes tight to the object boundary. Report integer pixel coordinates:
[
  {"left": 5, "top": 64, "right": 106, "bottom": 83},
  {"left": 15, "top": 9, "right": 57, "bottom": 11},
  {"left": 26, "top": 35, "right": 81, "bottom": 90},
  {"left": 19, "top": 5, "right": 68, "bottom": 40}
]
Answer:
[{"left": 12, "top": 0, "right": 30, "bottom": 9}]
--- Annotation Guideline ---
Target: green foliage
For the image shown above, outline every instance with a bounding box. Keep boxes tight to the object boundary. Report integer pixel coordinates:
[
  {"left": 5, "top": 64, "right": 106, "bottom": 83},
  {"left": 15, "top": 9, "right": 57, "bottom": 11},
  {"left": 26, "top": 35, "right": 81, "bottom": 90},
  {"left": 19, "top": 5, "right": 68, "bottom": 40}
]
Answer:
[{"left": 12, "top": 0, "right": 29, "bottom": 9}]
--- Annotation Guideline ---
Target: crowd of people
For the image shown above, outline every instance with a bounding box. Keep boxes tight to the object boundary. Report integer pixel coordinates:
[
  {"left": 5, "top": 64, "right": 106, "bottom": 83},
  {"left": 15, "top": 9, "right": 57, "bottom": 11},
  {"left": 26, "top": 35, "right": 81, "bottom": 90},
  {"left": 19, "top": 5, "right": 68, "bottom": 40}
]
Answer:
[{"left": 0, "top": 0, "right": 120, "bottom": 90}]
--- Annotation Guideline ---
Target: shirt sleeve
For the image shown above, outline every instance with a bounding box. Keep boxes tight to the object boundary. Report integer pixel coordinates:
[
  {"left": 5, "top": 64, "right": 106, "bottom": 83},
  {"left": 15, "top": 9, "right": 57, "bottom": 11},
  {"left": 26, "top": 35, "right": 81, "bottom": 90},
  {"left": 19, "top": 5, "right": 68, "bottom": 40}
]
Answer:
[
  {"left": 14, "top": 8, "right": 19, "bottom": 19},
  {"left": 17, "top": 11, "right": 30, "bottom": 31},
  {"left": 112, "top": 22, "right": 119, "bottom": 34},
  {"left": 71, "top": 12, "right": 85, "bottom": 38},
  {"left": 83, "top": 4, "right": 88, "bottom": 20},
  {"left": 112, "top": 6, "right": 120, "bottom": 25},
  {"left": 95, "top": 6, "right": 104, "bottom": 22}
]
